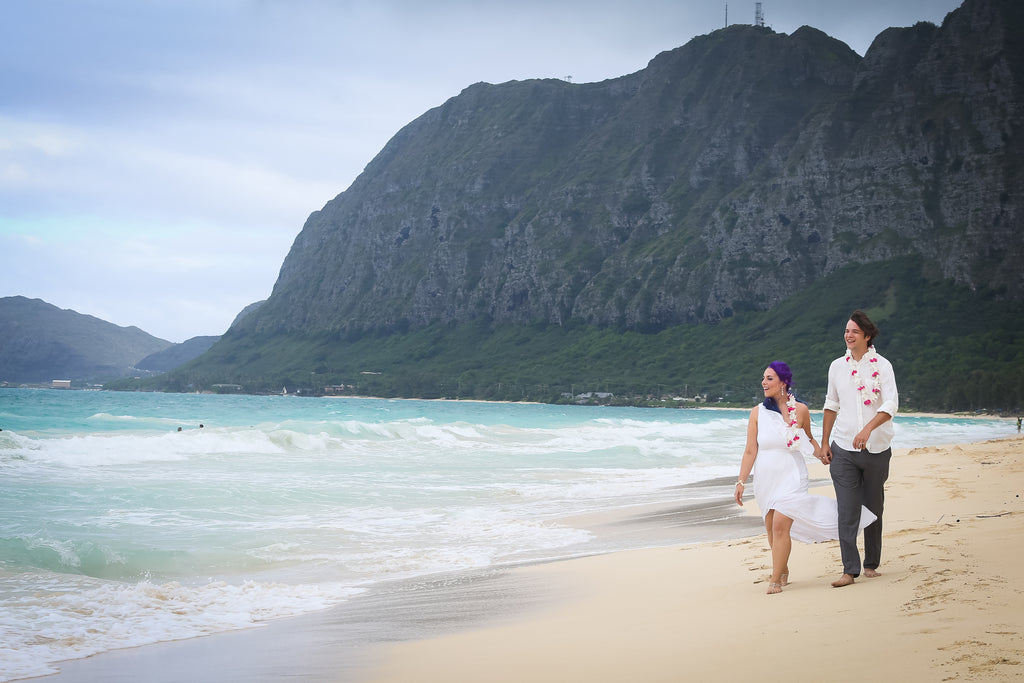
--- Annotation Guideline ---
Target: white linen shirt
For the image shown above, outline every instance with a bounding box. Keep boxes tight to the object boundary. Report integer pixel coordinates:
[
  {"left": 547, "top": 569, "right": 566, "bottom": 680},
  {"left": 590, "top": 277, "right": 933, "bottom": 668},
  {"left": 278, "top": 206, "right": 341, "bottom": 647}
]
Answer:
[{"left": 823, "top": 350, "right": 898, "bottom": 453}]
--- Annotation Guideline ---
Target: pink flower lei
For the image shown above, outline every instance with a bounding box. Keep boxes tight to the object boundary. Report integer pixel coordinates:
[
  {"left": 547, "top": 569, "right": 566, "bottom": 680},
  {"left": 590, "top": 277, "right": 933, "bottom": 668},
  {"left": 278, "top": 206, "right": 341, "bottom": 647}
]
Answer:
[
  {"left": 784, "top": 393, "right": 801, "bottom": 448},
  {"left": 846, "top": 345, "right": 882, "bottom": 406}
]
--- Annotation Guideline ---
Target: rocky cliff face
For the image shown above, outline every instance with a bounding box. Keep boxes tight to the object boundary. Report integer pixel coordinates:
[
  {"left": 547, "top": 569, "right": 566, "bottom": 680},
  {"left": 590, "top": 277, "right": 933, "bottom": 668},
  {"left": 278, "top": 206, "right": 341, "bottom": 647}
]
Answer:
[{"left": 238, "top": 0, "right": 1022, "bottom": 339}]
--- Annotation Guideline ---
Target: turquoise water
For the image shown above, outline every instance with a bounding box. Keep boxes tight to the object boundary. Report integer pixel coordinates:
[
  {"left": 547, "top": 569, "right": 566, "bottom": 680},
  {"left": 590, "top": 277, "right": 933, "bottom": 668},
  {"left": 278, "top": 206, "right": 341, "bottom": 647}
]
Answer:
[{"left": 0, "top": 389, "right": 1012, "bottom": 680}]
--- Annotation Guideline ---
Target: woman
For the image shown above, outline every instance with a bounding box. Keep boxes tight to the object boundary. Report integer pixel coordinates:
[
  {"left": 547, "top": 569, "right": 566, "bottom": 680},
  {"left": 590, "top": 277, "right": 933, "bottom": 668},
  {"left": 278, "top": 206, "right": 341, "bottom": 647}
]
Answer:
[{"left": 733, "top": 361, "right": 876, "bottom": 594}]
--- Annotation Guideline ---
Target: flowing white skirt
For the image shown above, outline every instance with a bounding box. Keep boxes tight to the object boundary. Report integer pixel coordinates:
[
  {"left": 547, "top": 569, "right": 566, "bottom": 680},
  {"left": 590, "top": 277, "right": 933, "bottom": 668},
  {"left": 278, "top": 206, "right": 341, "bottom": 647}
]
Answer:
[{"left": 753, "top": 405, "right": 876, "bottom": 543}]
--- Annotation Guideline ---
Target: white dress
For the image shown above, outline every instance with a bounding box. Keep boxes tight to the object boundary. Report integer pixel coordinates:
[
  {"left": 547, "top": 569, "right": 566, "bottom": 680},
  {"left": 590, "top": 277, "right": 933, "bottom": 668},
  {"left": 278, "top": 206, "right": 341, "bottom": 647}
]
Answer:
[{"left": 752, "top": 403, "right": 877, "bottom": 543}]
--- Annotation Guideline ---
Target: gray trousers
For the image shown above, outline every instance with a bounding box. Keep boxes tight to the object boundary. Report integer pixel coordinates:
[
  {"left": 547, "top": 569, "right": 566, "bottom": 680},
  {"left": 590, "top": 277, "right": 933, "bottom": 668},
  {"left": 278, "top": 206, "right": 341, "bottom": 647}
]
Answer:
[{"left": 830, "top": 442, "right": 891, "bottom": 577}]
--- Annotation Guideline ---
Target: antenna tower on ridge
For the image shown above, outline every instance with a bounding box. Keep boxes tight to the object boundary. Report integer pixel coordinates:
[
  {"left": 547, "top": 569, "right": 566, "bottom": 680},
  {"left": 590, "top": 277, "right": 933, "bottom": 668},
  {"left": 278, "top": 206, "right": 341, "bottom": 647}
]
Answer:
[{"left": 755, "top": 2, "right": 764, "bottom": 27}]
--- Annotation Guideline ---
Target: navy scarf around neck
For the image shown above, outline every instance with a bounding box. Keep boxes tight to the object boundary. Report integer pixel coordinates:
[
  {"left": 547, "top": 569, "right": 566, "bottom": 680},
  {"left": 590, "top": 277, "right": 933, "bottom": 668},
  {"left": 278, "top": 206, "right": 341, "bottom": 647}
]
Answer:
[{"left": 763, "top": 393, "right": 805, "bottom": 414}]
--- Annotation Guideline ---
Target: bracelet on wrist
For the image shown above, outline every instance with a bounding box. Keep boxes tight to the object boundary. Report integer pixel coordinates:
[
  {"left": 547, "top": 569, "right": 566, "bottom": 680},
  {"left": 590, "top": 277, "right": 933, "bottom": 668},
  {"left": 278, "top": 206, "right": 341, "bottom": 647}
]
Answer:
[{"left": 736, "top": 480, "right": 746, "bottom": 487}]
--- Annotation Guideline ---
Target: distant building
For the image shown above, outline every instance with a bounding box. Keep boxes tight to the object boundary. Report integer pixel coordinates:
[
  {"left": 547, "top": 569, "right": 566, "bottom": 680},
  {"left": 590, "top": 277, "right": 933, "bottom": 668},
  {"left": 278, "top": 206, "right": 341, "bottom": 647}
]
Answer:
[{"left": 51, "top": 380, "right": 72, "bottom": 389}]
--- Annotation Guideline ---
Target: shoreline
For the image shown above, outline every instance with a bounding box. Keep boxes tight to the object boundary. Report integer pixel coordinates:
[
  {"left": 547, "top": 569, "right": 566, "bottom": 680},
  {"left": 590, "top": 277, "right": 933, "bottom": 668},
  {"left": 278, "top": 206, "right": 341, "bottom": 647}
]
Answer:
[
  {"left": 34, "top": 437, "right": 1024, "bottom": 682},
  {"left": 36, "top": 491, "right": 763, "bottom": 683},
  {"left": 314, "top": 394, "right": 1020, "bottom": 420},
  {"left": 7, "top": 385, "right": 1017, "bottom": 421}
]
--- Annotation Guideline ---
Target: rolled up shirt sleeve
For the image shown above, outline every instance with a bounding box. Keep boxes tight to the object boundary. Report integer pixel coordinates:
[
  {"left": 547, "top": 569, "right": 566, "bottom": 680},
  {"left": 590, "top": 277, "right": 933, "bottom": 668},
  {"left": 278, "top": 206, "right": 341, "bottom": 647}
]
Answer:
[{"left": 824, "top": 357, "right": 843, "bottom": 413}]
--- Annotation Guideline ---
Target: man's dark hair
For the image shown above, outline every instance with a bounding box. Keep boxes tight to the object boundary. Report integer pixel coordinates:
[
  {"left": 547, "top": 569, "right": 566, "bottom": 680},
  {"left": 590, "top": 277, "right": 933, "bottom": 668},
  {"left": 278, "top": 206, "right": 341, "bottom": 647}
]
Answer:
[{"left": 850, "top": 309, "right": 880, "bottom": 345}]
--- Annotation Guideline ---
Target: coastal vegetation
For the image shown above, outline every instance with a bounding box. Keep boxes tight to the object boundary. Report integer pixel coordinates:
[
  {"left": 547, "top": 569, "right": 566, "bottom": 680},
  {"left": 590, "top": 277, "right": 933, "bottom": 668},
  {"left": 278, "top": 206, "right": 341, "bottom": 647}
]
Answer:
[{"left": 115, "top": 258, "right": 1024, "bottom": 414}]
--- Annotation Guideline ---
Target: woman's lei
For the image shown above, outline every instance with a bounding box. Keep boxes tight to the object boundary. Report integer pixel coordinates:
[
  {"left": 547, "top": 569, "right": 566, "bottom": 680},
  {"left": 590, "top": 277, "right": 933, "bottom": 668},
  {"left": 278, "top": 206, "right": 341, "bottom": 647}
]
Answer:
[
  {"left": 783, "top": 393, "right": 801, "bottom": 448},
  {"left": 846, "top": 345, "right": 882, "bottom": 406}
]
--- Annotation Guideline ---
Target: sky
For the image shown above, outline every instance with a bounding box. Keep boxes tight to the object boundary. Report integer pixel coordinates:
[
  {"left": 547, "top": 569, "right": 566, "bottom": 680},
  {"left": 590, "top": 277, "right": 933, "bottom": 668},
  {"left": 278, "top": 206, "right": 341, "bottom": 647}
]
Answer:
[{"left": 1, "top": 0, "right": 965, "bottom": 343}]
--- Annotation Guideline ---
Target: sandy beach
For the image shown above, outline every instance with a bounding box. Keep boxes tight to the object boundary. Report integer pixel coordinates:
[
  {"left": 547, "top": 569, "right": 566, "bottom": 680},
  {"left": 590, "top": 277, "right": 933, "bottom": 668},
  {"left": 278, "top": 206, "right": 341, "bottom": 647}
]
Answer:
[
  {"left": 38, "top": 435, "right": 1023, "bottom": 682},
  {"left": 363, "top": 436, "right": 1024, "bottom": 683}
]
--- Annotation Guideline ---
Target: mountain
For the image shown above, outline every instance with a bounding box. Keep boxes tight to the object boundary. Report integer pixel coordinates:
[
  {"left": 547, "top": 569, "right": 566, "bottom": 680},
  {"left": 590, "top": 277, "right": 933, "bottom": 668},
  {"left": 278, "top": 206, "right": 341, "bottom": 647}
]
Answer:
[
  {"left": 0, "top": 297, "right": 173, "bottom": 384},
  {"left": 230, "top": 300, "right": 265, "bottom": 328},
  {"left": 131, "top": 303, "right": 267, "bottom": 372},
  {"left": 151, "top": 0, "right": 1024, "bottom": 411},
  {"left": 0, "top": 296, "right": 275, "bottom": 382},
  {"left": 135, "top": 336, "right": 220, "bottom": 373},
  {"left": 235, "top": 0, "right": 1021, "bottom": 338}
]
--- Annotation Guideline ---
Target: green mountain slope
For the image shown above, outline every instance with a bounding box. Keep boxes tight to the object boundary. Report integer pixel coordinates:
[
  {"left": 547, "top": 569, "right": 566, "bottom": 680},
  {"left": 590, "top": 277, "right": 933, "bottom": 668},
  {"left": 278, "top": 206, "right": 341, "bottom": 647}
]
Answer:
[{"left": 136, "top": 258, "right": 1023, "bottom": 412}]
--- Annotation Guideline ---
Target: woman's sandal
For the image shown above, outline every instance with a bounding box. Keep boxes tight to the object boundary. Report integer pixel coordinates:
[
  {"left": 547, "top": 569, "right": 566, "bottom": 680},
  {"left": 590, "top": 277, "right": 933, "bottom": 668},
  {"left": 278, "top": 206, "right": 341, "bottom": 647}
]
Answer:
[
  {"left": 767, "top": 582, "right": 783, "bottom": 594},
  {"left": 780, "top": 573, "right": 789, "bottom": 587}
]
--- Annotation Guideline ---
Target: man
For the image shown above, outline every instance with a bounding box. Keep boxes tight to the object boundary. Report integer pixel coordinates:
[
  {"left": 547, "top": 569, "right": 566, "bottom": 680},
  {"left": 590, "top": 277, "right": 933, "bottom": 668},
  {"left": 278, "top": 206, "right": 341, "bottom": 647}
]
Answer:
[{"left": 818, "top": 310, "right": 899, "bottom": 588}]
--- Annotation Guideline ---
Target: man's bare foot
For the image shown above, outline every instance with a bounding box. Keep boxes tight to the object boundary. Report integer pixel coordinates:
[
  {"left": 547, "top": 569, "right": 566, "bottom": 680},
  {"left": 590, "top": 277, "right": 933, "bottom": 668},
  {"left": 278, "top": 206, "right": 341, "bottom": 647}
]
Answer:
[
  {"left": 831, "top": 573, "right": 856, "bottom": 587},
  {"left": 863, "top": 568, "right": 881, "bottom": 578}
]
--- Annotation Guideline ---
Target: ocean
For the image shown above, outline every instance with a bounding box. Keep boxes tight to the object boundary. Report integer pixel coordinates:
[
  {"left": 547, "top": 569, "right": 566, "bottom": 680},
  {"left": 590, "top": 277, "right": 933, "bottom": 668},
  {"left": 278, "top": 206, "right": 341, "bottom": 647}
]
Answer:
[{"left": 0, "top": 388, "right": 1012, "bottom": 681}]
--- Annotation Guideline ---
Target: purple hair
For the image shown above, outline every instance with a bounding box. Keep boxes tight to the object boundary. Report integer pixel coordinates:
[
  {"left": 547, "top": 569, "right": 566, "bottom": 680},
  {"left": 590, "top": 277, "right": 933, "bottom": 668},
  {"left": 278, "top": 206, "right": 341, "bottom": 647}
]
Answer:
[
  {"left": 768, "top": 361, "right": 793, "bottom": 390},
  {"left": 763, "top": 361, "right": 795, "bottom": 414}
]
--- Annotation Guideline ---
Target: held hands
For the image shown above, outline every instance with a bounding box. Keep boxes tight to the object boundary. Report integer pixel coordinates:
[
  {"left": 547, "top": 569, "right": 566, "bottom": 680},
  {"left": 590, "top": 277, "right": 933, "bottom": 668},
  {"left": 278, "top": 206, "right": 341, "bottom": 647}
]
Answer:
[{"left": 816, "top": 444, "right": 832, "bottom": 465}]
